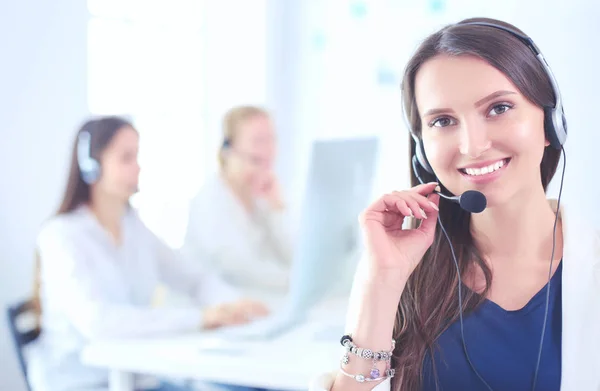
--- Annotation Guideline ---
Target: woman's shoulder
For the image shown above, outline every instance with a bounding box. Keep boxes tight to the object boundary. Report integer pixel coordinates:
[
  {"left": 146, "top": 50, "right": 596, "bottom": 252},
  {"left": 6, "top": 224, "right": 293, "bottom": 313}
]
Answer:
[
  {"left": 35, "top": 207, "right": 98, "bottom": 261},
  {"left": 37, "top": 207, "right": 91, "bottom": 243},
  {"left": 559, "top": 201, "right": 600, "bottom": 261},
  {"left": 560, "top": 201, "right": 599, "bottom": 237},
  {"left": 189, "top": 174, "right": 233, "bottom": 214},
  {"left": 124, "top": 207, "right": 163, "bottom": 243}
]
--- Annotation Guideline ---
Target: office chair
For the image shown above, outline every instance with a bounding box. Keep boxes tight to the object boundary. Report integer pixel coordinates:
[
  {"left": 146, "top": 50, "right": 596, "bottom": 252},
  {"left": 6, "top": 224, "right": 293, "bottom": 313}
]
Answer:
[{"left": 6, "top": 299, "right": 41, "bottom": 391}]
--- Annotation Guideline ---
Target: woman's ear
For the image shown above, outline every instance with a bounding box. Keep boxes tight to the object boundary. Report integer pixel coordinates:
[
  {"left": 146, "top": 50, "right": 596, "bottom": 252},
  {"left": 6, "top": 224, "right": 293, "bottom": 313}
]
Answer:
[{"left": 544, "top": 139, "right": 551, "bottom": 147}]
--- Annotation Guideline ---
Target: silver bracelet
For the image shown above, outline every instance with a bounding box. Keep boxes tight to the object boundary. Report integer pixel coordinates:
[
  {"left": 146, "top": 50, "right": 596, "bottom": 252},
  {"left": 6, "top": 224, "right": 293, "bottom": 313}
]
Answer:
[
  {"left": 341, "top": 337, "right": 395, "bottom": 365},
  {"left": 339, "top": 365, "right": 395, "bottom": 383},
  {"left": 339, "top": 336, "right": 396, "bottom": 382}
]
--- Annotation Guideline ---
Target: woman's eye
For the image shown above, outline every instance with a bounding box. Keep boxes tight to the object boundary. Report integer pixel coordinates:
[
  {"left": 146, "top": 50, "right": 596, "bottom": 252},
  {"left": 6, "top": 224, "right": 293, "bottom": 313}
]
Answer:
[
  {"left": 488, "top": 103, "right": 513, "bottom": 117},
  {"left": 429, "top": 117, "right": 456, "bottom": 128}
]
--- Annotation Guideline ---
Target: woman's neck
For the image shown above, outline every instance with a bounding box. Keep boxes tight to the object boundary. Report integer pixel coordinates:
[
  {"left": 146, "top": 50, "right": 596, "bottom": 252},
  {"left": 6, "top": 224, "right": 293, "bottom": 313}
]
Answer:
[
  {"left": 470, "top": 186, "right": 563, "bottom": 265},
  {"left": 222, "top": 172, "right": 255, "bottom": 213},
  {"left": 88, "top": 188, "right": 127, "bottom": 245}
]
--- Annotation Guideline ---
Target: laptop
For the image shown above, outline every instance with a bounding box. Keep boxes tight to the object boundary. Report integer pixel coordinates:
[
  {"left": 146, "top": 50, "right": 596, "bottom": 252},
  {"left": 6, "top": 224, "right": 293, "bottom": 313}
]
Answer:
[{"left": 218, "top": 137, "right": 379, "bottom": 339}]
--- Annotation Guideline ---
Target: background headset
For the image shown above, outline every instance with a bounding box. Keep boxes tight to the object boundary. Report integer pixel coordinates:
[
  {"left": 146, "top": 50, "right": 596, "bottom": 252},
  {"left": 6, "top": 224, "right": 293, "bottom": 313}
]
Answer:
[
  {"left": 77, "top": 122, "right": 101, "bottom": 185},
  {"left": 408, "top": 21, "right": 568, "bottom": 391}
]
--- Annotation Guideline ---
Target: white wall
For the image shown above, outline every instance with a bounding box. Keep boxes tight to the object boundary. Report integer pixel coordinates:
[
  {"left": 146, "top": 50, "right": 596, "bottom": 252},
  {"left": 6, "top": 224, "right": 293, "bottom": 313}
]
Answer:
[
  {"left": 265, "top": 0, "right": 306, "bottom": 223},
  {"left": 199, "top": 0, "right": 305, "bottom": 227},
  {"left": 201, "top": 0, "right": 269, "bottom": 175},
  {"left": 0, "top": 1, "right": 89, "bottom": 389}
]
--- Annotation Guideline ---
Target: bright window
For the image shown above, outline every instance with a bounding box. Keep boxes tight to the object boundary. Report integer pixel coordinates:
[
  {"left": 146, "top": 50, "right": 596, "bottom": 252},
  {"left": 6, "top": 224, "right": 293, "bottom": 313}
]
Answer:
[{"left": 87, "top": 0, "right": 206, "bottom": 247}]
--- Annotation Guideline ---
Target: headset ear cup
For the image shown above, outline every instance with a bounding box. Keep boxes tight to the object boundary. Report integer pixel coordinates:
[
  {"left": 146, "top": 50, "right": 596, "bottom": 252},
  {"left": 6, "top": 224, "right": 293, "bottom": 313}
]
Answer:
[
  {"left": 415, "top": 140, "right": 434, "bottom": 174},
  {"left": 77, "top": 130, "right": 101, "bottom": 184},
  {"left": 543, "top": 106, "right": 562, "bottom": 150},
  {"left": 561, "top": 114, "right": 568, "bottom": 139},
  {"left": 81, "top": 169, "right": 99, "bottom": 185},
  {"left": 80, "top": 161, "right": 100, "bottom": 185}
]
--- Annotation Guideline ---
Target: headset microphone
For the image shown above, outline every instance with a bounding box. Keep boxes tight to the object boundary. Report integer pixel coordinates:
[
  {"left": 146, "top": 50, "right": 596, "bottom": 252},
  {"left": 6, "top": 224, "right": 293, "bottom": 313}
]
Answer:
[
  {"left": 411, "top": 156, "right": 487, "bottom": 214},
  {"left": 440, "top": 190, "right": 487, "bottom": 214}
]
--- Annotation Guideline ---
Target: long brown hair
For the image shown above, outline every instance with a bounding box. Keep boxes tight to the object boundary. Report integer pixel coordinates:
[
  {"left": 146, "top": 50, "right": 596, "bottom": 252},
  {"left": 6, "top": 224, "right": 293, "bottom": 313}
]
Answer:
[
  {"left": 392, "top": 18, "right": 562, "bottom": 390},
  {"left": 32, "top": 116, "right": 134, "bottom": 323},
  {"left": 57, "top": 116, "right": 134, "bottom": 214}
]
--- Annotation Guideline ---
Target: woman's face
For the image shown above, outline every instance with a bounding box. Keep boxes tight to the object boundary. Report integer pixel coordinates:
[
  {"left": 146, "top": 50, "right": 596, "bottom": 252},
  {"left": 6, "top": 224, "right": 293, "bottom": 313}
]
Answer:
[
  {"left": 414, "top": 54, "right": 549, "bottom": 208},
  {"left": 96, "top": 126, "right": 141, "bottom": 201},
  {"left": 224, "top": 114, "right": 277, "bottom": 194}
]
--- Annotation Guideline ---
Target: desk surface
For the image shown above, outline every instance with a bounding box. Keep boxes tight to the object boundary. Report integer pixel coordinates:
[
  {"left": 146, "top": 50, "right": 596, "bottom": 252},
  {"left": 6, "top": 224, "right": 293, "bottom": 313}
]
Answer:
[{"left": 81, "top": 298, "right": 348, "bottom": 390}]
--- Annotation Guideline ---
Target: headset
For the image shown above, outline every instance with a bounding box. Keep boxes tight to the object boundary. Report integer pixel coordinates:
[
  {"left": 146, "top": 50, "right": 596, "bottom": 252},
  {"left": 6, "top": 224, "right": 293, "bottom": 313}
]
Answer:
[
  {"left": 409, "top": 22, "right": 567, "bottom": 391},
  {"left": 77, "top": 125, "right": 101, "bottom": 185},
  {"left": 411, "top": 21, "right": 567, "bottom": 175}
]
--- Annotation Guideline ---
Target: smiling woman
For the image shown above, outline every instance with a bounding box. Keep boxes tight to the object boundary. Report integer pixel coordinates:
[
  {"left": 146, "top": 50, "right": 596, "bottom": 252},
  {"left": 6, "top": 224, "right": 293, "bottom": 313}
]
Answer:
[
  {"left": 415, "top": 55, "right": 551, "bottom": 202},
  {"left": 313, "top": 16, "right": 600, "bottom": 391}
]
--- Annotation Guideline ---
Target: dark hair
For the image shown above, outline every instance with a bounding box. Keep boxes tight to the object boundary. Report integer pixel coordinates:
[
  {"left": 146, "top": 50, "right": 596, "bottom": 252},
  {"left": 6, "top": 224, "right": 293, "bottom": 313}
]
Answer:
[
  {"left": 393, "top": 17, "right": 562, "bottom": 390},
  {"left": 32, "top": 115, "right": 134, "bottom": 326},
  {"left": 57, "top": 115, "right": 134, "bottom": 214}
]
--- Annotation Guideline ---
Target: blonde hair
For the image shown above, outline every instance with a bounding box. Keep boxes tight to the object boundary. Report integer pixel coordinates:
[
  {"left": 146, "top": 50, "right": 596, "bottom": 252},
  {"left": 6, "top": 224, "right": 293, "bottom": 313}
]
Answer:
[{"left": 218, "top": 105, "right": 270, "bottom": 168}]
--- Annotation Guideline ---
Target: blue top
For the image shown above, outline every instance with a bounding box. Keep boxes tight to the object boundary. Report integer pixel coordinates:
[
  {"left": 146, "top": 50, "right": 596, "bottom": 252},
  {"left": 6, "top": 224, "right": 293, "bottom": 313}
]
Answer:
[{"left": 422, "top": 262, "right": 563, "bottom": 391}]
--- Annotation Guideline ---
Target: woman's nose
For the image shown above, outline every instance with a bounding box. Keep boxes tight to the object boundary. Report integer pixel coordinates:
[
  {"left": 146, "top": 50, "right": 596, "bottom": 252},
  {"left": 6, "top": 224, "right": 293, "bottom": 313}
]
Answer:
[{"left": 458, "top": 121, "right": 492, "bottom": 158}]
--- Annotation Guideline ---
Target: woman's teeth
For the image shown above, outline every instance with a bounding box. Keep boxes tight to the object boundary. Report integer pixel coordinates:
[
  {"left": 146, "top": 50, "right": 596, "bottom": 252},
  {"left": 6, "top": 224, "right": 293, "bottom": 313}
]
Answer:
[{"left": 463, "top": 159, "right": 506, "bottom": 176}]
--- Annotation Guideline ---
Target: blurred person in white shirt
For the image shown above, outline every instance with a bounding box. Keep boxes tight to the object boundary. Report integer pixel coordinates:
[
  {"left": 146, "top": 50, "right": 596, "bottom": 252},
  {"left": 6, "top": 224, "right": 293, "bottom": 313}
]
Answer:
[
  {"left": 28, "top": 116, "right": 269, "bottom": 391},
  {"left": 182, "top": 106, "right": 294, "bottom": 300}
]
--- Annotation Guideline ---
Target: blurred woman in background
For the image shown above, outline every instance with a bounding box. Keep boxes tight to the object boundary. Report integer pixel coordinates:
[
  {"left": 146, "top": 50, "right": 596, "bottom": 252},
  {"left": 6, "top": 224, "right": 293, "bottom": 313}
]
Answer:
[
  {"left": 28, "top": 116, "right": 269, "bottom": 391},
  {"left": 183, "top": 106, "right": 293, "bottom": 299}
]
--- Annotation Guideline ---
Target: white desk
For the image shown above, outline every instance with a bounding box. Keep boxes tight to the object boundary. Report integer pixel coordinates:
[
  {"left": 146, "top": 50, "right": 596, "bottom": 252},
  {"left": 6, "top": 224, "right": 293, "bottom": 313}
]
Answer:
[{"left": 81, "top": 299, "right": 347, "bottom": 391}]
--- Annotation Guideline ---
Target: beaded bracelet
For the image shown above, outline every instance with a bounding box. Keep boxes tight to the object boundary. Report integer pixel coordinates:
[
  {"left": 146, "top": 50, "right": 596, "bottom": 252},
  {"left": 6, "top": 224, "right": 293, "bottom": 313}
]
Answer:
[
  {"left": 339, "top": 334, "right": 396, "bottom": 382},
  {"left": 339, "top": 334, "right": 395, "bottom": 365},
  {"left": 339, "top": 365, "right": 396, "bottom": 383}
]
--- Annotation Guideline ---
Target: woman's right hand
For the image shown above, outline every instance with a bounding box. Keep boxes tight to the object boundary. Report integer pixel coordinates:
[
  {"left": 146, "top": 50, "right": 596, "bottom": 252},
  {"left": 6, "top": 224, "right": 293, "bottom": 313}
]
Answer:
[
  {"left": 202, "top": 299, "right": 270, "bottom": 329},
  {"left": 359, "top": 182, "right": 441, "bottom": 284}
]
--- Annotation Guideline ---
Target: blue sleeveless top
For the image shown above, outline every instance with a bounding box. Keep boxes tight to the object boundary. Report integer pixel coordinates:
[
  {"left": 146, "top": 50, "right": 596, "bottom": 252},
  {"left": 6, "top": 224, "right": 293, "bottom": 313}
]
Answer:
[{"left": 422, "top": 262, "right": 563, "bottom": 391}]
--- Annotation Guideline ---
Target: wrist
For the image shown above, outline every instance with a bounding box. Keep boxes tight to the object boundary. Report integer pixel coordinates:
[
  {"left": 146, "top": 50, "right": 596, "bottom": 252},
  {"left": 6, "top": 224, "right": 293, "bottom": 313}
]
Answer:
[
  {"left": 201, "top": 307, "right": 218, "bottom": 330},
  {"left": 267, "top": 196, "right": 285, "bottom": 211},
  {"left": 346, "top": 291, "right": 400, "bottom": 353},
  {"left": 343, "top": 273, "right": 406, "bottom": 350},
  {"left": 364, "top": 268, "right": 410, "bottom": 296}
]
